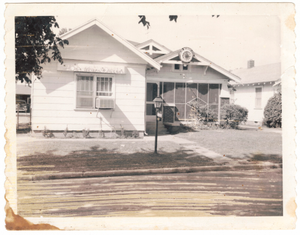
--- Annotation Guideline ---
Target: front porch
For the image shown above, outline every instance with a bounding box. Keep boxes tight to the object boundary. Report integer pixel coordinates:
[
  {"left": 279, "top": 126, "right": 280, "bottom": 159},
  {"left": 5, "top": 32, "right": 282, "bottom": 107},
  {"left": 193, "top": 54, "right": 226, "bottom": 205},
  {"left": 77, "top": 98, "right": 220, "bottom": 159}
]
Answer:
[{"left": 145, "top": 81, "right": 223, "bottom": 132}]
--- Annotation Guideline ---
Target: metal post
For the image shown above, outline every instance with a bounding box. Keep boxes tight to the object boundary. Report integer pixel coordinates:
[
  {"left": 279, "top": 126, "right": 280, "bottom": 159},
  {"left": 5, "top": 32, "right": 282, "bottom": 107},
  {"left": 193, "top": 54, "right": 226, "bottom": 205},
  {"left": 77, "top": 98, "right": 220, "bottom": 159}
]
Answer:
[{"left": 154, "top": 110, "right": 158, "bottom": 153}]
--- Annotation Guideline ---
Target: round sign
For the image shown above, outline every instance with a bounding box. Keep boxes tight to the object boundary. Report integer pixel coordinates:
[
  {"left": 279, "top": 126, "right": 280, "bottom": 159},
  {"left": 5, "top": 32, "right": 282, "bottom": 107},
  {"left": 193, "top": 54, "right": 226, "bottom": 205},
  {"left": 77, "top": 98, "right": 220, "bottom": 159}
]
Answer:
[{"left": 179, "top": 47, "right": 194, "bottom": 63}]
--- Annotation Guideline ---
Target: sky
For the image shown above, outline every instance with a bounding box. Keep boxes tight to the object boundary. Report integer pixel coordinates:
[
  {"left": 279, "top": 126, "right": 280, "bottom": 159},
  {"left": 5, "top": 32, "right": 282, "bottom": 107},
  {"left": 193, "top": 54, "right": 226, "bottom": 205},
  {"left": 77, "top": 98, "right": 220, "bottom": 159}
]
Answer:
[{"left": 54, "top": 12, "right": 281, "bottom": 71}]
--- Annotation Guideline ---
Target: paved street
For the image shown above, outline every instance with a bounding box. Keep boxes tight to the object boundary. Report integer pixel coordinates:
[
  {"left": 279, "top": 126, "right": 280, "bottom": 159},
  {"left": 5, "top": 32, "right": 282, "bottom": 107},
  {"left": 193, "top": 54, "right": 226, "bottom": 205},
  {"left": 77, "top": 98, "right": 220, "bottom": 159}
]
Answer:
[{"left": 17, "top": 167, "right": 282, "bottom": 217}]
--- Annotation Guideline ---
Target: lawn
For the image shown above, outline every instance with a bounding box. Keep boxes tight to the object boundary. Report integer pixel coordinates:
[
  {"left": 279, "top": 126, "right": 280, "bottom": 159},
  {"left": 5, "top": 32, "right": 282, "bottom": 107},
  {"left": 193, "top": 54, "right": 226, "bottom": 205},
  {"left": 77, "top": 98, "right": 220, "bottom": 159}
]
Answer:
[
  {"left": 175, "top": 129, "right": 282, "bottom": 159},
  {"left": 17, "top": 128, "right": 282, "bottom": 178},
  {"left": 17, "top": 137, "right": 217, "bottom": 177}
]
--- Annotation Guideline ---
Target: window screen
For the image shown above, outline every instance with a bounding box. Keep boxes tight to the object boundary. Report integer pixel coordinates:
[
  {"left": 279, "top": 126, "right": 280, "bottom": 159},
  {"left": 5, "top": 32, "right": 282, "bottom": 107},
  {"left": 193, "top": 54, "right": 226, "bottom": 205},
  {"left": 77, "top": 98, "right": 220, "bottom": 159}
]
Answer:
[
  {"left": 163, "top": 82, "right": 175, "bottom": 103},
  {"left": 76, "top": 76, "right": 94, "bottom": 108},
  {"left": 97, "top": 77, "right": 113, "bottom": 96}
]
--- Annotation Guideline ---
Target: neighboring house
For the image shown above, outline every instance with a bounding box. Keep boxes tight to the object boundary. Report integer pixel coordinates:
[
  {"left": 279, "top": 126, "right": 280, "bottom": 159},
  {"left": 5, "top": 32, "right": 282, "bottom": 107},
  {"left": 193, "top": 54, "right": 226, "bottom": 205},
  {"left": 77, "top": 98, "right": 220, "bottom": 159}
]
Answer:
[
  {"left": 231, "top": 61, "right": 281, "bottom": 125},
  {"left": 30, "top": 18, "right": 241, "bottom": 136},
  {"left": 16, "top": 81, "right": 31, "bottom": 112}
]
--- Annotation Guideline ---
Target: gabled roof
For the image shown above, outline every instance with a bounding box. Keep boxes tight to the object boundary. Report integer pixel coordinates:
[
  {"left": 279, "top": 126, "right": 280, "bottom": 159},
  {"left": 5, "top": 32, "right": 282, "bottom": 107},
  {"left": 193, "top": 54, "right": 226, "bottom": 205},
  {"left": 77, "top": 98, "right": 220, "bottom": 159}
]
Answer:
[
  {"left": 155, "top": 50, "right": 242, "bottom": 84},
  {"left": 60, "top": 18, "right": 161, "bottom": 70},
  {"left": 232, "top": 63, "right": 281, "bottom": 84},
  {"left": 136, "top": 39, "right": 171, "bottom": 55}
]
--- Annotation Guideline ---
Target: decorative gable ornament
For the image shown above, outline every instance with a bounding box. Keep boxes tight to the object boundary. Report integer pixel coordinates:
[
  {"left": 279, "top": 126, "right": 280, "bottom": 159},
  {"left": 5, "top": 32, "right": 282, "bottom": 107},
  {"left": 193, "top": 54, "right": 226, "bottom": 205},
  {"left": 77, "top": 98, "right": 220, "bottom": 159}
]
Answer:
[{"left": 179, "top": 47, "right": 194, "bottom": 64}]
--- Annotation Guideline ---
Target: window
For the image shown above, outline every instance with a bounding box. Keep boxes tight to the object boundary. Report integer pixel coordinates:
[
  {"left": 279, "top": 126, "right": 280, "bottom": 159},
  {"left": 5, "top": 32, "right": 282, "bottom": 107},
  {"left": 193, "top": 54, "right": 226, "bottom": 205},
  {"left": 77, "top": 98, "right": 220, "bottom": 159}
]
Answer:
[
  {"left": 76, "top": 74, "right": 114, "bottom": 109},
  {"left": 255, "top": 87, "right": 262, "bottom": 109},
  {"left": 76, "top": 76, "right": 94, "bottom": 108},
  {"left": 173, "top": 64, "right": 190, "bottom": 72},
  {"left": 183, "top": 65, "right": 188, "bottom": 71},
  {"left": 97, "top": 77, "right": 113, "bottom": 96},
  {"left": 174, "top": 64, "right": 180, "bottom": 70}
]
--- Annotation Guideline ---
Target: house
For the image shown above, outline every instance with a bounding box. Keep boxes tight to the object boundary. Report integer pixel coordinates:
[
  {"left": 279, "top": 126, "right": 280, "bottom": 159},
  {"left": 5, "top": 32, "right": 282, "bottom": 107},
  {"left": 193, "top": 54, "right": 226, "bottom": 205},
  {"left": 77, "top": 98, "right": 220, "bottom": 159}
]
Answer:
[
  {"left": 231, "top": 61, "right": 281, "bottom": 125},
  {"left": 16, "top": 81, "right": 31, "bottom": 108},
  {"left": 30, "top": 18, "right": 241, "bottom": 136}
]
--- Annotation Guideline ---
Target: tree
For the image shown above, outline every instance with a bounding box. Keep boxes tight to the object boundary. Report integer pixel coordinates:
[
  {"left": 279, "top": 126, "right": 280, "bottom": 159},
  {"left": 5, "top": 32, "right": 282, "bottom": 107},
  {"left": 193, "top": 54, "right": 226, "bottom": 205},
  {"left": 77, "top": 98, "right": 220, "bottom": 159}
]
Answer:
[
  {"left": 138, "top": 15, "right": 178, "bottom": 29},
  {"left": 58, "top": 27, "right": 72, "bottom": 36},
  {"left": 15, "top": 16, "right": 69, "bottom": 83}
]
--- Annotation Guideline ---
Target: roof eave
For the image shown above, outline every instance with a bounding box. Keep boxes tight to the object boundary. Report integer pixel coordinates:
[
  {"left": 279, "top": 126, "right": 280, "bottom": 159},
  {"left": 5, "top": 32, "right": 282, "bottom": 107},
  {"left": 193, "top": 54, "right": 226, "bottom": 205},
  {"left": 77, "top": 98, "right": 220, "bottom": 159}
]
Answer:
[{"left": 60, "top": 18, "right": 161, "bottom": 70}]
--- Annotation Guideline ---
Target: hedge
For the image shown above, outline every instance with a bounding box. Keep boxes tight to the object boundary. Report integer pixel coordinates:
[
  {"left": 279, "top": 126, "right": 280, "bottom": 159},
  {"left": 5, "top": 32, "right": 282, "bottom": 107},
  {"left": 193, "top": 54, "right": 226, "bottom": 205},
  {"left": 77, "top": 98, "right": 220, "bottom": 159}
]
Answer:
[{"left": 263, "top": 92, "right": 282, "bottom": 128}]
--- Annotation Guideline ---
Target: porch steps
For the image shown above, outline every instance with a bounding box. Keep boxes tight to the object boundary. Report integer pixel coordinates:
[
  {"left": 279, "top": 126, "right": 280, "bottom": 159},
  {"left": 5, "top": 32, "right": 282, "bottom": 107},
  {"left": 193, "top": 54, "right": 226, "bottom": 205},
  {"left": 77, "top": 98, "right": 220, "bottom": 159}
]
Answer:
[{"left": 146, "top": 122, "right": 169, "bottom": 135}]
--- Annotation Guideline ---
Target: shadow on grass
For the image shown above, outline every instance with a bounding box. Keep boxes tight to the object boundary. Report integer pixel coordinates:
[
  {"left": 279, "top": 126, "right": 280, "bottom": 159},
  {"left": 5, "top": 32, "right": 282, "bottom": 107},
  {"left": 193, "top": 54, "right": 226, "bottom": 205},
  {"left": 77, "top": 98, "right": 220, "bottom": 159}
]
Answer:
[
  {"left": 225, "top": 153, "right": 282, "bottom": 165},
  {"left": 17, "top": 146, "right": 218, "bottom": 174},
  {"left": 247, "top": 153, "right": 282, "bottom": 164}
]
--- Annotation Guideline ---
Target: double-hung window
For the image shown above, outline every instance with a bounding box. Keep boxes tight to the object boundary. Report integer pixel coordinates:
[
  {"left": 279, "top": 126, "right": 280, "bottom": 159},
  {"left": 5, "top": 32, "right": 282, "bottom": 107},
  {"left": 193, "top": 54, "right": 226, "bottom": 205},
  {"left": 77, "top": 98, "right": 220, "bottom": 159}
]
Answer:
[
  {"left": 97, "top": 77, "right": 113, "bottom": 96},
  {"left": 76, "top": 74, "right": 114, "bottom": 109},
  {"left": 255, "top": 87, "right": 262, "bottom": 109}
]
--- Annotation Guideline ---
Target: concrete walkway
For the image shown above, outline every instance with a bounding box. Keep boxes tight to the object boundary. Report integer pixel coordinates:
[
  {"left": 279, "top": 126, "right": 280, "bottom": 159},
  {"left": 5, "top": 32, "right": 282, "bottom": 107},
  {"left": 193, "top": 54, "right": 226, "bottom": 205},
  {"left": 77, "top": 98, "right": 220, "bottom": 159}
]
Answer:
[{"left": 157, "top": 135, "right": 230, "bottom": 163}]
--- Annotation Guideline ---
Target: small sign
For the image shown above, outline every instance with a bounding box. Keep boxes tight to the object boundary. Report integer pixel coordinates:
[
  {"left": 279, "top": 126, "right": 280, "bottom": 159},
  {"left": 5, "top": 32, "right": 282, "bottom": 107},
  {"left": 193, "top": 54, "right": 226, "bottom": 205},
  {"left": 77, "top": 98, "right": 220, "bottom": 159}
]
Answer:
[{"left": 58, "top": 63, "right": 126, "bottom": 74}]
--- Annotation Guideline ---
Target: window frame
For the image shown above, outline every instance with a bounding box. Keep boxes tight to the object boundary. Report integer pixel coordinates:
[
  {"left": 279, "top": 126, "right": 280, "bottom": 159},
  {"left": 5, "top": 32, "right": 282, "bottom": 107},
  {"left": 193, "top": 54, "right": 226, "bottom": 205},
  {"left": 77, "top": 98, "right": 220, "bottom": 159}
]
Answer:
[
  {"left": 75, "top": 73, "right": 115, "bottom": 110},
  {"left": 254, "top": 86, "right": 263, "bottom": 109},
  {"left": 172, "top": 64, "right": 191, "bottom": 72}
]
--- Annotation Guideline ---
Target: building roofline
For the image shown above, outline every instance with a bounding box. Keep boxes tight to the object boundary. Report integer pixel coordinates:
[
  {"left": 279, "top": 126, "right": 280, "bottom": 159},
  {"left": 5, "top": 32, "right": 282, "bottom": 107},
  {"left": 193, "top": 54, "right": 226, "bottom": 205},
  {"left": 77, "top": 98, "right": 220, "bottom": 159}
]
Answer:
[
  {"left": 155, "top": 50, "right": 242, "bottom": 84},
  {"left": 60, "top": 18, "right": 161, "bottom": 70},
  {"left": 136, "top": 39, "right": 171, "bottom": 53}
]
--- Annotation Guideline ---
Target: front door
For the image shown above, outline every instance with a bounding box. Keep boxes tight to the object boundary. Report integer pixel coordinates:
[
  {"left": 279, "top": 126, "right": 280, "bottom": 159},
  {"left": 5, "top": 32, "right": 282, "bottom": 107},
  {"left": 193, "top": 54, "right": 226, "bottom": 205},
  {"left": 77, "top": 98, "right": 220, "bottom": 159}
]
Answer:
[{"left": 146, "top": 82, "right": 159, "bottom": 122}]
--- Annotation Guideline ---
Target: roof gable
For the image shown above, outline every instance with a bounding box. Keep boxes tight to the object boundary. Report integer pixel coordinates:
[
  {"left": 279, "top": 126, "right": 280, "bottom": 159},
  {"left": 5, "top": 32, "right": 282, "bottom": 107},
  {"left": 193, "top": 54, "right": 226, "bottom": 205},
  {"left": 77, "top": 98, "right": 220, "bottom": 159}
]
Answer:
[
  {"left": 60, "top": 18, "right": 161, "bottom": 70},
  {"left": 136, "top": 39, "right": 171, "bottom": 59},
  {"left": 155, "top": 49, "right": 241, "bottom": 83}
]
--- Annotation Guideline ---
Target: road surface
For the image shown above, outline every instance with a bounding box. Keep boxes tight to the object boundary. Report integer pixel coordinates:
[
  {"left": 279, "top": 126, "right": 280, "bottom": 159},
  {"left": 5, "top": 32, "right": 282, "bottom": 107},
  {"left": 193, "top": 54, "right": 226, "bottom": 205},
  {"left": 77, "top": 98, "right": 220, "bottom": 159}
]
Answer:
[{"left": 17, "top": 168, "right": 282, "bottom": 217}]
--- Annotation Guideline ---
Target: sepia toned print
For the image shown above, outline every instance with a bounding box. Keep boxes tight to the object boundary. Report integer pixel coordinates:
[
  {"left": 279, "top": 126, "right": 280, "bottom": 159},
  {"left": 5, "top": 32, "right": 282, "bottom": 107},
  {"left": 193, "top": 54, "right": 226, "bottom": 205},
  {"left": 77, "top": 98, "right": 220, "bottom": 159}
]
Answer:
[{"left": 5, "top": 3, "right": 296, "bottom": 230}]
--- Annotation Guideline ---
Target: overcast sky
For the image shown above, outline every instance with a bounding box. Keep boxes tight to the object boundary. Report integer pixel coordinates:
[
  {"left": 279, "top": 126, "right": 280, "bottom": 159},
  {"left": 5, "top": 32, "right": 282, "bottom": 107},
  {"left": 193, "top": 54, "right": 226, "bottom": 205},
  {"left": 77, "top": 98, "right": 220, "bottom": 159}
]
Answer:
[{"left": 54, "top": 7, "right": 281, "bottom": 71}]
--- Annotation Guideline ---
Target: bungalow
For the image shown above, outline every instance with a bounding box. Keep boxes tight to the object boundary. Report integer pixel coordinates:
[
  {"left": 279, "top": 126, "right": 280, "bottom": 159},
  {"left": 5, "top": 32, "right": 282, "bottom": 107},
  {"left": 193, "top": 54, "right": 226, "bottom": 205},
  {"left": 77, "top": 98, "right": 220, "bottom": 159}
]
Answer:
[
  {"left": 30, "top": 18, "right": 241, "bottom": 136},
  {"left": 231, "top": 61, "right": 281, "bottom": 125}
]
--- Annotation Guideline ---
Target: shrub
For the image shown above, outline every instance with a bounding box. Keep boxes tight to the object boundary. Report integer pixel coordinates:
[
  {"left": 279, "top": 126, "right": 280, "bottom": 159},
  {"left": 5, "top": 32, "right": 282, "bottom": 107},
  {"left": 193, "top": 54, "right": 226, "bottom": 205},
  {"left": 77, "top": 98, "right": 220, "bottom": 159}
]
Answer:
[
  {"left": 63, "top": 127, "right": 68, "bottom": 137},
  {"left": 132, "top": 130, "right": 140, "bottom": 138},
  {"left": 188, "top": 102, "right": 218, "bottom": 123},
  {"left": 188, "top": 102, "right": 248, "bottom": 130},
  {"left": 220, "top": 104, "right": 248, "bottom": 129},
  {"left": 263, "top": 92, "right": 282, "bottom": 128},
  {"left": 82, "top": 128, "right": 91, "bottom": 138},
  {"left": 42, "top": 126, "right": 55, "bottom": 138}
]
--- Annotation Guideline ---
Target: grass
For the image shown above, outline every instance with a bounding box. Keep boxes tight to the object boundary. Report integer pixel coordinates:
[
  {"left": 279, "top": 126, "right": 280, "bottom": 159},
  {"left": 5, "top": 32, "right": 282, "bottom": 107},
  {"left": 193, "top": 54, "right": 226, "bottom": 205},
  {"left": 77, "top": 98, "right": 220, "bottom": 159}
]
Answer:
[
  {"left": 175, "top": 129, "right": 282, "bottom": 159},
  {"left": 17, "top": 128, "right": 282, "bottom": 178},
  {"left": 17, "top": 138, "right": 217, "bottom": 177}
]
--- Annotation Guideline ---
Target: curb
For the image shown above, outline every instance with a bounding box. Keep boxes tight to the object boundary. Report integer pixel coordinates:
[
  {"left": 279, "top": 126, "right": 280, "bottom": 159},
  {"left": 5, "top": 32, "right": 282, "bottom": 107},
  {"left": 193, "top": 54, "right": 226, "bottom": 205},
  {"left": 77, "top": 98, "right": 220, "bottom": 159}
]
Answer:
[{"left": 26, "top": 163, "right": 281, "bottom": 181}]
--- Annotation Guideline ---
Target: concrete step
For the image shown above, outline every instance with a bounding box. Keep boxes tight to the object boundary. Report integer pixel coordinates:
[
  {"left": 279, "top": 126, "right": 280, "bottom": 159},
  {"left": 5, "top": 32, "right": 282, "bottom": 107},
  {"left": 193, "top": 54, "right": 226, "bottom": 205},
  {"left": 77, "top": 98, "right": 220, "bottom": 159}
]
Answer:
[{"left": 146, "top": 122, "right": 169, "bottom": 135}]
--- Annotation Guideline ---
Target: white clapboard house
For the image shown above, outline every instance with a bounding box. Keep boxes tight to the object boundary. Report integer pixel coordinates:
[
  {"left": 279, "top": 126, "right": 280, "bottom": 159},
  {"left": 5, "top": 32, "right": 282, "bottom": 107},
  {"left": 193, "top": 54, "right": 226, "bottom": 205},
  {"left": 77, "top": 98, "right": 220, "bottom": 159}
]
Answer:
[
  {"left": 30, "top": 18, "right": 242, "bottom": 136},
  {"left": 231, "top": 61, "right": 281, "bottom": 125}
]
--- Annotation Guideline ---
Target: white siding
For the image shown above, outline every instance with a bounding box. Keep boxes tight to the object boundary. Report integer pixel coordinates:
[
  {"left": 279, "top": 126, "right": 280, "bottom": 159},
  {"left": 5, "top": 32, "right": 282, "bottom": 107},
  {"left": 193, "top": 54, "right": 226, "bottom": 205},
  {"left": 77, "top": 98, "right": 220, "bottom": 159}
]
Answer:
[
  {"left": 147, "top": 64, "right": 228, "bottom": 83},
  {"left": 61, "top": 25, "right": 148, "bottom": 65},
  {"left": 233, "top": 83, "right": 276, "bottom": 123},
  {"left": 32, "top": 62, "right": 146, "bottom": 132}
]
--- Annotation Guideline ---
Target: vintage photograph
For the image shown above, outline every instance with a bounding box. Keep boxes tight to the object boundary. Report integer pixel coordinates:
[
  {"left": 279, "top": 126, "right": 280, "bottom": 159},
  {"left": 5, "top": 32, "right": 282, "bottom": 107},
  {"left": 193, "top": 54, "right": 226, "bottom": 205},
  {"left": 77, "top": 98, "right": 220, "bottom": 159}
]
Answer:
[{"left": 5, "top": 3, "right": 296, "bottom": 230}]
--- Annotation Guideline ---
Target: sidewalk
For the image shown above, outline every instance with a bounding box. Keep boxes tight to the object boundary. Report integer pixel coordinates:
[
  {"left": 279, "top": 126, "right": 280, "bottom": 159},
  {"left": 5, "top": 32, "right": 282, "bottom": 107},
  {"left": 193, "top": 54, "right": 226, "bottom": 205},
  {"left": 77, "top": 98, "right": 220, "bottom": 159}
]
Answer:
[{"left": 17, "top": 134, "right": 281, "bottom": 181}]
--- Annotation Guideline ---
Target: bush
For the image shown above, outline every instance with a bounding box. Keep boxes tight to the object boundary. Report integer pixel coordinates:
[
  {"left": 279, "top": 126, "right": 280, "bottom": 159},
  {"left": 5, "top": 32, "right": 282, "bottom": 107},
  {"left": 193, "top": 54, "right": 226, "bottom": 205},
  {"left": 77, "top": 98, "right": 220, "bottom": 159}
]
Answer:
[
  {"left": 263, "top": 93, "right": 282, "bottom": 128},
  {"left": 188, "top": 102, "right": 218, "bottom": 123},
  {"left": 188, "top": 102, "right": 248, "bottom": 129},
  {"left": 220, "top": 104, "right": 248, "bottom": 129}
]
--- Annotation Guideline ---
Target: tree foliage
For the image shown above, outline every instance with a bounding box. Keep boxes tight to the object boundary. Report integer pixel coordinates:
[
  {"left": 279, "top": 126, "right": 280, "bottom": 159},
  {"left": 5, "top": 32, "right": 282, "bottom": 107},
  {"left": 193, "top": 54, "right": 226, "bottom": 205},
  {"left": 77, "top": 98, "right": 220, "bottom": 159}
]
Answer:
[
  {"left": 138, "top": 15, "right": 178, "bottom": 29},
  {"left": 15, "top": 16, "right": 69, "bottom": 83},
  {"left": 58, "top": 27, "right": 72, "bottom": 36},
  {"left": 263, "top": 92, "right": 282, "bottom": 128}
]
